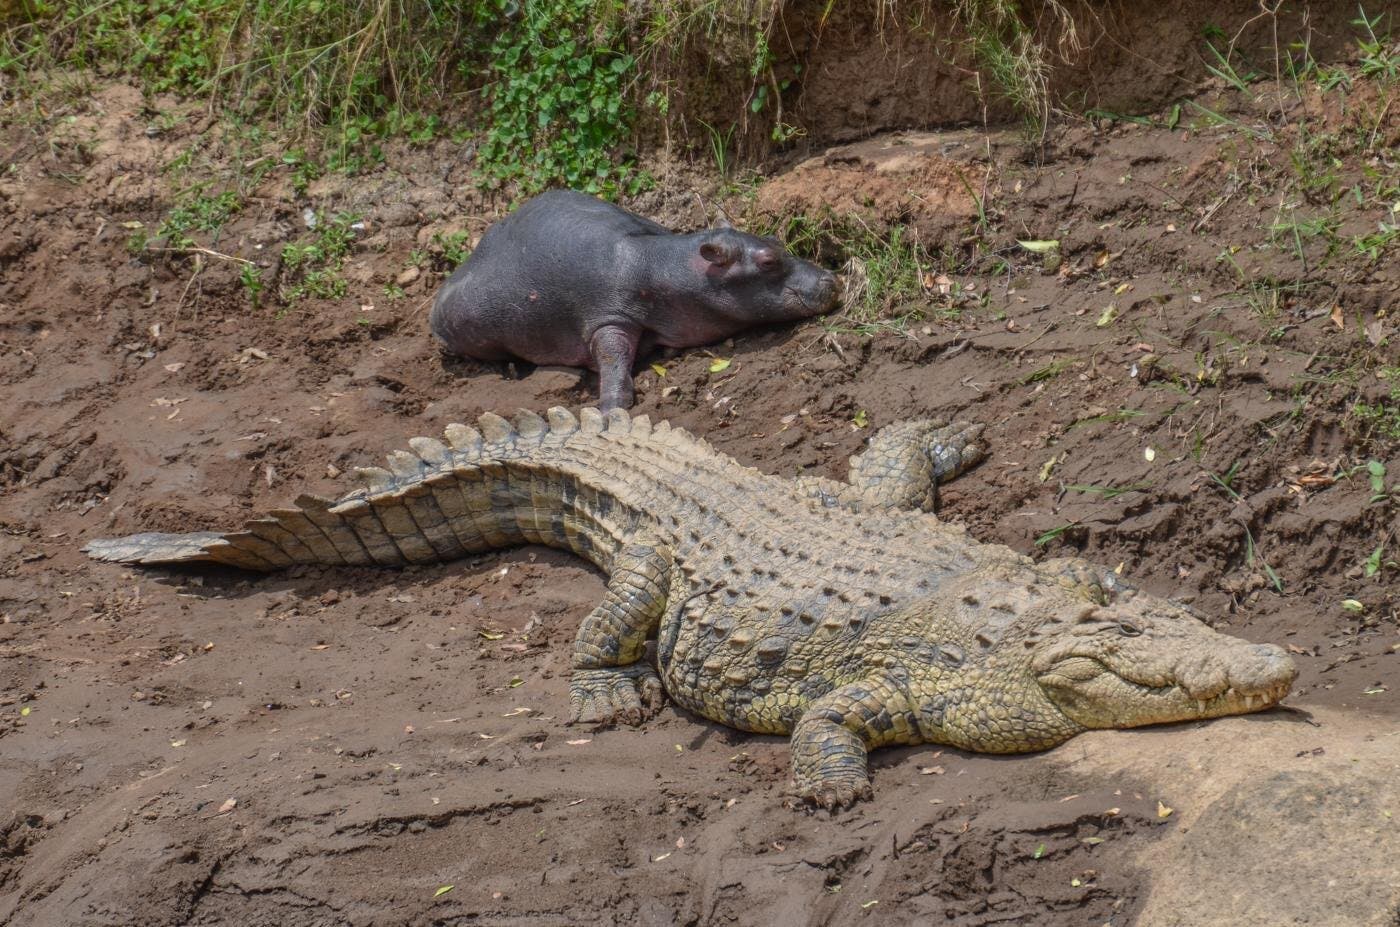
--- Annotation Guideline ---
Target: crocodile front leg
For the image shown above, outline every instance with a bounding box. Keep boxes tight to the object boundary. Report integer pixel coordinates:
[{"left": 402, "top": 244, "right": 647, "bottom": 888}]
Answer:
[
  {"left": 788, "top": 674, "right": 921, "bottom": 810},
  {"left": 569, "top": 539, "right": 672, "bottom": 726},
  {"left": 797, "top": 419, "right": 985, "bottom": 513}
]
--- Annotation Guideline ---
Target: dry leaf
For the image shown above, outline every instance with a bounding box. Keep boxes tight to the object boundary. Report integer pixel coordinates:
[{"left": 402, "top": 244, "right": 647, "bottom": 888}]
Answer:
[
  {"left": 215, "top": 798, "right": 237, "bottom": 815},
  {"left": 1364, "top": 318, "right": 1385, "bottom": 346},
  {"left": 708, "top": 358, "right": 732, "bottom": 374},
  {"left": 1330, "top": 304, "right": 1344, "bottom": 329},
  {"left": 1157, "top": 800, "right": 1174, "bottom": 819},
  {"left": 919, "top": 765, "right": 946, "bottom": 775}
]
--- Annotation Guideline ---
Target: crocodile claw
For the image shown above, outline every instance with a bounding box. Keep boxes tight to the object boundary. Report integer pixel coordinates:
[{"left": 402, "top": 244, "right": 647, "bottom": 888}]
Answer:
[
  {"left": 568, "top": 665, "right": 665, "bottom": 727},
  {"left": 787, "top": 775, "right": 874, "bottom": 812}
]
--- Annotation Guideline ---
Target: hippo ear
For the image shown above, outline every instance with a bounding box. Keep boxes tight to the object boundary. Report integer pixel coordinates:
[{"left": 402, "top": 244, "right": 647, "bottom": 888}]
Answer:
[
  {"left": 713, "top": 207, "right": 734, "bottom": 230},
  {"left": 699, "top": 237, "right": 739, "bottom": 268}
]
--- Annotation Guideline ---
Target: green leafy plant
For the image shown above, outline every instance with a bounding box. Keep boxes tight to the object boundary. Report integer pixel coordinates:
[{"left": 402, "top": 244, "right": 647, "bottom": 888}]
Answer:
[
  {"left": 280, "top": 212, "right": 360, "bottom": 302},
  {"left": 473, "top": 0, "right": 645, "bottom": 196}
]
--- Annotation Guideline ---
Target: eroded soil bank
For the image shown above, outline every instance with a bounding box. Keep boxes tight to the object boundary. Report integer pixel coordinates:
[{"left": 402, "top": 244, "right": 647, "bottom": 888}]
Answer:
[{"left": 2, "top": 58, "right": 1399, "bottom": 927}]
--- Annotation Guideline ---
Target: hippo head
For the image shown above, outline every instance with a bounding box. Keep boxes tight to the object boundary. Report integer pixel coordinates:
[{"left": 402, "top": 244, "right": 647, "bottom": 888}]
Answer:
[{"left": 690, "top": 229, "right": 838, "bottom": 324}]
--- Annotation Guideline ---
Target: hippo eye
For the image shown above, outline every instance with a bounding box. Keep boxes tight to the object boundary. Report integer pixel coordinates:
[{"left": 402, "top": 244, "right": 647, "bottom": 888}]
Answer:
[
  {"left": 1117, "top": 622, "right": 1143, "bottom": 637},
  {"left": 754, "top": 249, "right": 782, "bottom": 272}
]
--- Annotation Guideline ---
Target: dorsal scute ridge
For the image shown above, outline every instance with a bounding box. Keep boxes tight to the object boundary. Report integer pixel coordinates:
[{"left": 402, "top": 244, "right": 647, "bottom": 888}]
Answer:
[
  {"left": 354, "top": 466, "right": 395, "bottom": 494},
  {"left": 603, "top": 408, "right": 631, "bottom": 434},
  {"left": 578, "top": 407, "right": 605, "bottom": 435},
  {"left": 443, "top": 423, "right": 482, "bottom": 454},
  {"left": 513, "top": 409, "right": 547, "bottom": 438},
  {"left": 546, "top": 407, "right": 578, "bottom": 435},
  {"left": 476, "top": 411, "right": 514, "bottom": 444},
  {"left": 408, "top": 436, "right": 450, "bottom": 466},
  {"left": 385, "top": 450, "right": 423, "bottom": 480}
]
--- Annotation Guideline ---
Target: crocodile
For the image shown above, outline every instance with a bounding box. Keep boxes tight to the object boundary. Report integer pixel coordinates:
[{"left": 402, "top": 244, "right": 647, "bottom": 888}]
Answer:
[{"left": 84, "top": 407, "right": 1297, "bottom": 808}]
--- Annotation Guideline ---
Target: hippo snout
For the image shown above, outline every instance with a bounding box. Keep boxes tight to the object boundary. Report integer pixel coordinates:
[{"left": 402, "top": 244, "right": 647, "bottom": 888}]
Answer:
[{"left": 788, "top": 270, "right": 839, "bottom": 317}]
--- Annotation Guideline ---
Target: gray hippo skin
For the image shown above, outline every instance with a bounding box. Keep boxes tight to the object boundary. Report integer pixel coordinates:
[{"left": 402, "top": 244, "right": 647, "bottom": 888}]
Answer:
[{"left": 429, "top": 190, "right": 839, "bottom": 410}]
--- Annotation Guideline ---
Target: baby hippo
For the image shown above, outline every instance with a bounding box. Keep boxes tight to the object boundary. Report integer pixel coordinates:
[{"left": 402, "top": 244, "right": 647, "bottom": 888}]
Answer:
[{"left": 429, "top": 190, "right": 838, "bottom": 410}]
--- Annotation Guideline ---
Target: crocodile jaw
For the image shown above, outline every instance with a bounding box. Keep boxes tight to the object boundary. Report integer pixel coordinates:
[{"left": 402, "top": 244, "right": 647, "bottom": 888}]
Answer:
[{"left": 1033, "top": 626, "right": 1298, "bottom": 730}]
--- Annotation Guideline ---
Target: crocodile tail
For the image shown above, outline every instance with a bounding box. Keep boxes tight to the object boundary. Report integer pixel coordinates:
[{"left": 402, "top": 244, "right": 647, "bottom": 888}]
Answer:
[
  {"left": 82, "top": 492, "right": 385, "bottom": 571},
  {"left": 82, "top": 406, "right": 672, "bottom": 572}
]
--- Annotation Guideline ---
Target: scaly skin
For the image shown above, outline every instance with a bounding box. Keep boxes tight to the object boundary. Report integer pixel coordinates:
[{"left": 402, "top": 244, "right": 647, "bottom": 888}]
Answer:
[{"left": 84, "top": 407, "right": 1298, "bottom": 809}]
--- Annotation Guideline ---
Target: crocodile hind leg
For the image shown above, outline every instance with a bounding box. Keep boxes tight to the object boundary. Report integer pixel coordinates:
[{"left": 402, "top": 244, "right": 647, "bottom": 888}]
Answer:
[
  {"left": 797, "top": 418, "right": 985, "bottom": 513},
  {"left": 788, "top": 674, "right": 921, "bottom": 810},
  {"left": 568, "top": 540, "right": 673, "bottom": 726}
]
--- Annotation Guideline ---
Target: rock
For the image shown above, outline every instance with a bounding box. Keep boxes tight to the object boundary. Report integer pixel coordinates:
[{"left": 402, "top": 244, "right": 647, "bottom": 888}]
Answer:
[{"left": 1053, "top": 708, "right": 1400, "bottom": 925}]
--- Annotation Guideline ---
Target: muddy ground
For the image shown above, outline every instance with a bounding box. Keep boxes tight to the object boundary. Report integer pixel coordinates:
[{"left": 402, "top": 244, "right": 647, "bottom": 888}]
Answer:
[{"left": 2, "top": 64, "right": 1399, "bottom": 926}]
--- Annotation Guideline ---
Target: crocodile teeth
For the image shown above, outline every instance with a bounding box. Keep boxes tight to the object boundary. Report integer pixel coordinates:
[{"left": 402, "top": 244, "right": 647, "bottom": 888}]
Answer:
[{"left": 1196, "top": 699, "right": 1208, "bottom": 712}]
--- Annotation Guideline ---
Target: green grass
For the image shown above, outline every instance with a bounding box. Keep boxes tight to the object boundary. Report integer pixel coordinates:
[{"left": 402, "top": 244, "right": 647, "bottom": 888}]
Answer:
[
  {"left": 1066, "top": 482, "right": 1152, "bottom": 500},
  {"left": 1351, "top": 367, "right": 1400, "bottom": 442},
  {"left": 1069, "top": 409, "right": 1145, "bottom": 429},
  {"left": 952, "top": 0, "right": 1078, "bottom": 142},
  {"left": 747, "top": 208, "right": 968, "bottom": 334},
  {"left": 1018, "top": 357, "right": 1078, "bottom": 386},
  {"left": 3, "top": 0, "right": 1079, "bottom": 190}
]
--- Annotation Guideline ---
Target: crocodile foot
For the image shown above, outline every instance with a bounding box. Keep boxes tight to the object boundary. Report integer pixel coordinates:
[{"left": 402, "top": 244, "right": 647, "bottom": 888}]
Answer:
[
  {"left": 787, "top": 771, "right": 873, "bottom": 812},
  {"left": 568, "top": 665, "right": 665, "bottom": 726}
]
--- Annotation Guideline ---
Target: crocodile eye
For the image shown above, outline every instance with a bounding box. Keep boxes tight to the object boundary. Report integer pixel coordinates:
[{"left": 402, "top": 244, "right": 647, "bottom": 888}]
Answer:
[{"left": 1117, "top": 622, "right": 1143, "bottom": 637}]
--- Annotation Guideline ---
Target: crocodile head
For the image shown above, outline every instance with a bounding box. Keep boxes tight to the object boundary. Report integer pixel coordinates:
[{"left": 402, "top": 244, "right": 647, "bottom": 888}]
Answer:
[
  {"left": 901, "top": 576, "right": 1297, "bottom": 754},
  {"left": 1028, "top": 594, "right": 1297, "bottom": 732}
]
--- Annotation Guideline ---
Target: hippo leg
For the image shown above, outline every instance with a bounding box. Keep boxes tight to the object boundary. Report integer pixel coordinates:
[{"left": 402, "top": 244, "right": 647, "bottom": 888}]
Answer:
[{"left": 589, "top": 325, "right": 641, "bottom": 412}]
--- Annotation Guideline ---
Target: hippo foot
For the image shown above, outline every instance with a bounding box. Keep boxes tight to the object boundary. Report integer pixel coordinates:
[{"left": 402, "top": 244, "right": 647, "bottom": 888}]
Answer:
[{"left": 568, "top": 665, "right": 665, "bottom": 727}]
